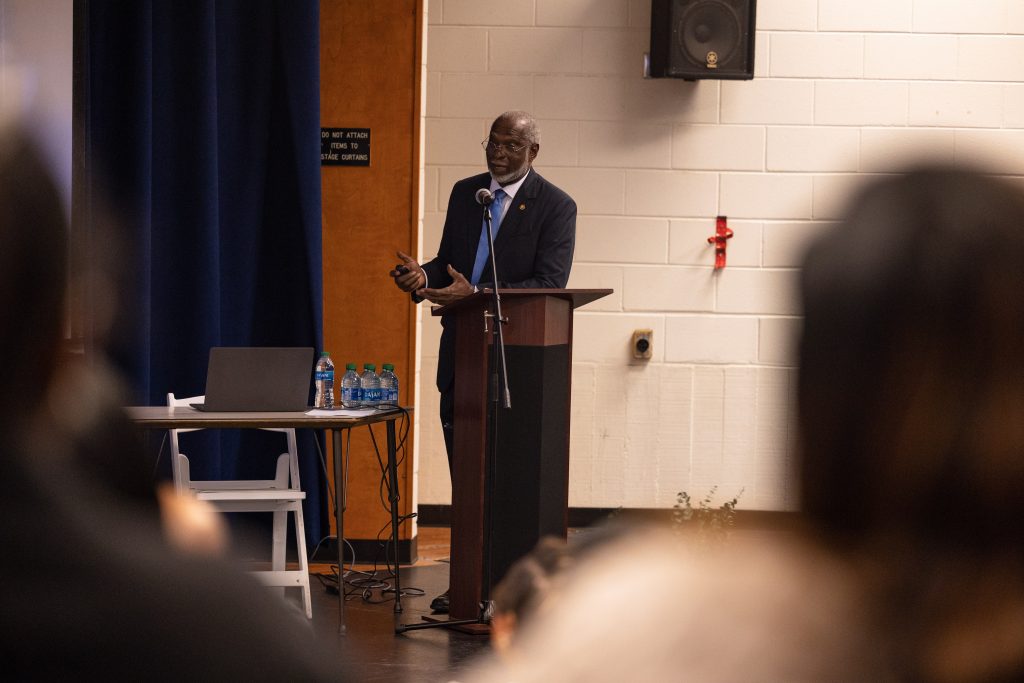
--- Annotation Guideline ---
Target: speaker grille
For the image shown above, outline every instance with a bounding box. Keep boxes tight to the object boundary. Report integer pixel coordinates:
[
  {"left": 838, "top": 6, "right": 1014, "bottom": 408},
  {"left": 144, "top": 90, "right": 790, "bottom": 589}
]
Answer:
[
  {"left": 676, "top": 1, "right": 742, "bottom": 69},
  {"left": 649, "top": 0, "right": 756, "bottom": 80}
]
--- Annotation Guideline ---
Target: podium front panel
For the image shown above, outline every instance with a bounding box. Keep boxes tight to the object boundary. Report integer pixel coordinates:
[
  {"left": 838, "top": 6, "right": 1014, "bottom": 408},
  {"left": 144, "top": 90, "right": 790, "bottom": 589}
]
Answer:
[
  {"left": 442, "top": 290, "right": 610, "bottom": 620},
  {"left": 501, "top": 296, "right": 571, "bottom": 346},
  {"left": 488, "top": 341, "right": 571, "bottom": 592}
]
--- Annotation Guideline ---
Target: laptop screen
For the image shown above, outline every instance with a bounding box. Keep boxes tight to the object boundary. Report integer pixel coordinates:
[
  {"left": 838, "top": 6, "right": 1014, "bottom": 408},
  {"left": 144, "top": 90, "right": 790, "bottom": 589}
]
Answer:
[{"left": 197, "top": 347, "right": 314, "bottom": 412}]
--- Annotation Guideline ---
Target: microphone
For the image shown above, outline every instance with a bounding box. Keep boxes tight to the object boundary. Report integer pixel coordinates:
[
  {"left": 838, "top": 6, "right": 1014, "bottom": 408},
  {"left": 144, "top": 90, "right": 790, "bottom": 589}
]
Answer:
[{"left": 475, "top": 188, "right": 494, "bottom": 206}]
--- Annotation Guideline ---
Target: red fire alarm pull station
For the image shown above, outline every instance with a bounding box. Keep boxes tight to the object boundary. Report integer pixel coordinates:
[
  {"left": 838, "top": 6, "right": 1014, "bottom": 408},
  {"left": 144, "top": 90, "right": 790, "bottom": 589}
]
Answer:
[{"left": 707, "top": 215, "right": 734, "bottom": 270}]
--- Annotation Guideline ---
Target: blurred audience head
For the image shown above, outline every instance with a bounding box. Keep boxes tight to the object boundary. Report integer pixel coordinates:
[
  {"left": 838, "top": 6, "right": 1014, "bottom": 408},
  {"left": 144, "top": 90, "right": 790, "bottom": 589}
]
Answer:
[
  {"left": 798, "top": 165, "right": 1024, "bottom": 682},
  {"left": 0, "top": 102, "right": 224, "bottom": 552},
  {"left": 0, "top": 83, "right": 332, "bottom": 682},
  {"left": 0, "top": 118, "right": 68, "bottom": 437},
  {"left": 470, "top": 527, "right": 884, "bottom": 683},
  {"left": 490, "top": 535, "right": 572, "bottom": 655},
  {"left": 798, "top": 165, "right": 1024, "bottom": 551}
]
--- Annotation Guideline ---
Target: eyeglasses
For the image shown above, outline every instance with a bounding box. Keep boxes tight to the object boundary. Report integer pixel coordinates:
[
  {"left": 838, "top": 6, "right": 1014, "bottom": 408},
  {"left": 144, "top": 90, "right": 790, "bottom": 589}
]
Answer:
[{"left": 481, "top": 140, "right": 527, "bottom": 154}]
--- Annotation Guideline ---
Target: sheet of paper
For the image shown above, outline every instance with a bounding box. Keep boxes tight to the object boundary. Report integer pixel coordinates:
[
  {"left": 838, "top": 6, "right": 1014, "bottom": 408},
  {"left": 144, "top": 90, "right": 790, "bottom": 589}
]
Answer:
[{"left": 305, "top": 408, "right": 379, "bottom": 417}]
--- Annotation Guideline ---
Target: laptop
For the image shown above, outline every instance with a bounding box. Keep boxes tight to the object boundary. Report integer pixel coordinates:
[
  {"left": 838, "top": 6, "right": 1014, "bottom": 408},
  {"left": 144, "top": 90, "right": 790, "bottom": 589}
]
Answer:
[{"left": 191, "top": 347, "right": 315, "bottom": 412}]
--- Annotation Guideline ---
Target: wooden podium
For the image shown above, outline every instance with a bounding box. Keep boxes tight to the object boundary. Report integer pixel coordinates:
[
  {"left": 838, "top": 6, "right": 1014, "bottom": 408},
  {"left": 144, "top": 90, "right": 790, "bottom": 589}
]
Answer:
[{"left": 433, "top": 288, "right": 611, "bottom": 626}]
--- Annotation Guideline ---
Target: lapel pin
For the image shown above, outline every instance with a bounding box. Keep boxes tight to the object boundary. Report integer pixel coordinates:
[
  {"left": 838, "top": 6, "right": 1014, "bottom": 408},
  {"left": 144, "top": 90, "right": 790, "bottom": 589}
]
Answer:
[{"left": 519, "top": 203, "right": 526, "bottom": 210}]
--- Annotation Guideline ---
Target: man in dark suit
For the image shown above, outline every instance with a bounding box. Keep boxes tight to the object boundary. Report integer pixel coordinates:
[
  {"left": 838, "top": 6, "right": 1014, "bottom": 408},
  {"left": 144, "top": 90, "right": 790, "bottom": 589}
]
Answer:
[{"left": 390, "top": 110, "right": 576, "bottom": 612}]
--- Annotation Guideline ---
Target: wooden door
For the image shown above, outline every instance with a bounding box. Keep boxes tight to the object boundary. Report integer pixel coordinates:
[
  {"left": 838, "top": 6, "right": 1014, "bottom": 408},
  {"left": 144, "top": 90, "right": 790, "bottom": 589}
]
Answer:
[{"left": 320, "top": 0, "right": 423, "bottom": 557}]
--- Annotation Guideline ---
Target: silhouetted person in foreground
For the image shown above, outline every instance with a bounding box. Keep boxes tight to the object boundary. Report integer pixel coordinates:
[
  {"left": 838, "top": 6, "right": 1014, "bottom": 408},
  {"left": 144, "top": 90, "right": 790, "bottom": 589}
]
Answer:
[
  {"left": 488, "top": 535, "right": 572, "bottom": 657},
  {"left": 797, "top": 165, "right": 1024, "bottom": 683},
  {"left": 0, "top": 119, "right": 338, "bottom": 680}
]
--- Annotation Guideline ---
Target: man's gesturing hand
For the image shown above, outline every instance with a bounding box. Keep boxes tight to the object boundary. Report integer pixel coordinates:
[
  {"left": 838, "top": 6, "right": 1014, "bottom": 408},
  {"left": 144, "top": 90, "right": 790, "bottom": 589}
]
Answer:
[
  {"left": 417, "top": 264, "right": 475, "bottom": 306},
  {"left": 390, "top": 250, "right": 425, "bottom": 293}
]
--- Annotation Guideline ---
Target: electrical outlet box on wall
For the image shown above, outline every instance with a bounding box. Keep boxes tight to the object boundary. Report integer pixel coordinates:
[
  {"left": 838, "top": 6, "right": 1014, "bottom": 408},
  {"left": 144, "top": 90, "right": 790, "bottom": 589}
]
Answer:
[{"left": 632, "top": 329, "right": 653, "bottom": 360}]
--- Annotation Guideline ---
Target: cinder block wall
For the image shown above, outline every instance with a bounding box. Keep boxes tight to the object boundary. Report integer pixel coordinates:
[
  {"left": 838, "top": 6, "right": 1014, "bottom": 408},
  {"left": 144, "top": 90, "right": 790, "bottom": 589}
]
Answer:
[{"left": 416, "top": 0, "right": 1024, "bottom": 511}]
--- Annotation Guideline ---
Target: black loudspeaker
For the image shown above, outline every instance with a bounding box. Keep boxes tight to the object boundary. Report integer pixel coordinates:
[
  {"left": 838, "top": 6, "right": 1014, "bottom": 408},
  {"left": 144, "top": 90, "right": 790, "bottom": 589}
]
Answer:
[{"left": 649, "top": 0, "right": 756, "bottom": 80}]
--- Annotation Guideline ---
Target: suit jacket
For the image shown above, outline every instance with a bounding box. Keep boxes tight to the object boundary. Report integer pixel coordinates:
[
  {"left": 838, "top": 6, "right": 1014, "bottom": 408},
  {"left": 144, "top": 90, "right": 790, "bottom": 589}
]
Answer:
[{"left": 422, "top": 169, "right": 576, "bottom": 393}]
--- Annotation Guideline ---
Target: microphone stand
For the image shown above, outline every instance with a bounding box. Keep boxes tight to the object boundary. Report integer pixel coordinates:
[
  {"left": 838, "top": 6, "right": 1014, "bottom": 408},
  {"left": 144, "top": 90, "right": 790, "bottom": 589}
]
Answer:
[
  {"left": 481, "top": 198, "right": 513, "bottom": 411},
  {"left": 480, "top": 197, "right": 512, "bottom": 619},
  {"left": 396, "top": 197, "right": 511, "bottom": 635}
]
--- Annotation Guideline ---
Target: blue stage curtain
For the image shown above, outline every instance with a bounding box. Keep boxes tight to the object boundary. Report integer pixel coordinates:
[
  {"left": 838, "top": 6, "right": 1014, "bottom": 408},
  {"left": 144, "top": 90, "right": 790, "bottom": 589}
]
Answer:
[{"left": 79, "top": 0, "right": 327, "bottom": 548}]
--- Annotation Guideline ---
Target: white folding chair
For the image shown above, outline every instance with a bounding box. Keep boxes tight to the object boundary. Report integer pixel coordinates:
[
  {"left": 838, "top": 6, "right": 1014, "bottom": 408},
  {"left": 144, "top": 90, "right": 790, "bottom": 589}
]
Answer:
[{"left": 166, "top": 393, "right": 312, "bottom": 618}]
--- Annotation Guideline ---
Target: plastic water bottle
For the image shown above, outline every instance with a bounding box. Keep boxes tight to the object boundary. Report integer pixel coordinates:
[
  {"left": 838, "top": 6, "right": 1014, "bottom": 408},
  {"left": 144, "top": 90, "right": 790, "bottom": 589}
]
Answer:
[
  {"left": 314, "top": 352, "right": 335, "bottom": 408},
  {"left": 379, "top": 363, "right": 399, "bottom": 406},
  {"left": 359, "top": 363, "right": 381, "bottom": 408},
  {"left": 341, "top": 363, "right": 361, "bottom": 408}
]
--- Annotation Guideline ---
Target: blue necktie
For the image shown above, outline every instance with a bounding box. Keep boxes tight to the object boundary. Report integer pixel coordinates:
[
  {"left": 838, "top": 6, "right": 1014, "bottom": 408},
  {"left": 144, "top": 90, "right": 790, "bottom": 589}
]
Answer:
[{"left": 471, "top": 188, "right": 506, "bottom": 285}]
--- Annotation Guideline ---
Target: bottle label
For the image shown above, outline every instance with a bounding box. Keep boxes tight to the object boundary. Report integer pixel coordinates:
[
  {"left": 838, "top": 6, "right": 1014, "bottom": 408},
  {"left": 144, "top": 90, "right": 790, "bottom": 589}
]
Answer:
[
  {"left": 315, "top": 370, "right": 334, "bottom": 381},
  {"left": 365, "top": 387, "right": 382, "bottom": 403}
]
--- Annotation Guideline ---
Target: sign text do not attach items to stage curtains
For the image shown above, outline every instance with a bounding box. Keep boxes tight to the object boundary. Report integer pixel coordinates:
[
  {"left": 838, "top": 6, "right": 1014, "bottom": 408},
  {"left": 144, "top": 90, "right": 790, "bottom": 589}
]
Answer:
[{"left": 321, "top": 127, "right": 370, "bottom": 166}]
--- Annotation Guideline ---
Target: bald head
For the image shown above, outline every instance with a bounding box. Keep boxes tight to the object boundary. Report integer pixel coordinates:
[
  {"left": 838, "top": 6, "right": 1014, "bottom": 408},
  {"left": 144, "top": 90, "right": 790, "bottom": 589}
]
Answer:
[
  {"left": 485, "top": 111, "right": 541, "bottom": 185},
  {"left": 492, "top": 110, "right": 540, "bottom": 146}
]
